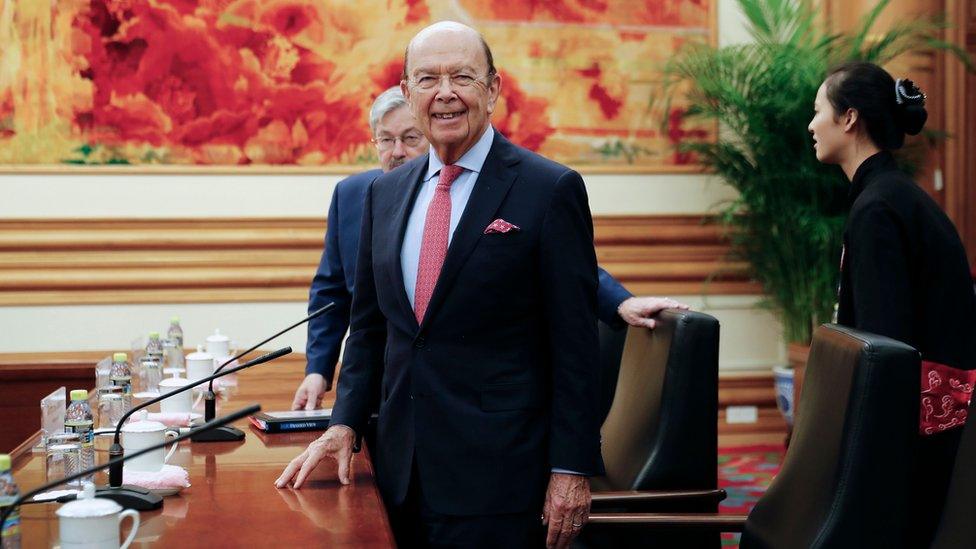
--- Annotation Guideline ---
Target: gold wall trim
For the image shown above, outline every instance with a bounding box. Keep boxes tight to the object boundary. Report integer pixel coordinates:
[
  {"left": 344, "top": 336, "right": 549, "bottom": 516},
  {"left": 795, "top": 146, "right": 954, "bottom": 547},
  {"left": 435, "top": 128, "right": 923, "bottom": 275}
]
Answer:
[{"left": 0, "top": 216, "right": 756, "bottom": 306}]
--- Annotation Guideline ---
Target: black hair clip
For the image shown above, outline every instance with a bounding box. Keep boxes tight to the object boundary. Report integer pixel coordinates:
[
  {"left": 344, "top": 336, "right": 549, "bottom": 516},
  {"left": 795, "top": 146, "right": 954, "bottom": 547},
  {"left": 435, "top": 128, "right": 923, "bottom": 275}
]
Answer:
[{"left": 895, "top": 78, "right": 926, "bottom": 106}]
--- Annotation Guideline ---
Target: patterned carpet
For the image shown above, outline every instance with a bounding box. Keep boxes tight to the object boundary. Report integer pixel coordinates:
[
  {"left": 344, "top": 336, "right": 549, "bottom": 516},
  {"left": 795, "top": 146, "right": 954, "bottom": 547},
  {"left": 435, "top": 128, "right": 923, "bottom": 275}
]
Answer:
[{"left": 718, "top": 444, "right": 786, "bottom": 547}]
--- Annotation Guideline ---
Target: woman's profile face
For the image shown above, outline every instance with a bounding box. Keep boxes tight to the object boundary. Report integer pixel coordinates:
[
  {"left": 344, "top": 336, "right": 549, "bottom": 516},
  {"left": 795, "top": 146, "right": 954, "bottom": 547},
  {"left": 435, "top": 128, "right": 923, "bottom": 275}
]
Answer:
[{"left": 808, "top": 82, "right": 849, "bottom": 165}]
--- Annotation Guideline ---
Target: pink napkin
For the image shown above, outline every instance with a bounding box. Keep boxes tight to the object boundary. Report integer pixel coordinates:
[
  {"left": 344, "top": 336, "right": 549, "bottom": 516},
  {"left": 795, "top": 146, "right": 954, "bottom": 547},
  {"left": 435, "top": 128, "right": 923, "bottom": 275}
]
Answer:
[
  {"left": 123, "top": 464, "right": 190, "bottom": 490},
  {"left": 144, "top": 412, "right": 195, "bottom": 427}
]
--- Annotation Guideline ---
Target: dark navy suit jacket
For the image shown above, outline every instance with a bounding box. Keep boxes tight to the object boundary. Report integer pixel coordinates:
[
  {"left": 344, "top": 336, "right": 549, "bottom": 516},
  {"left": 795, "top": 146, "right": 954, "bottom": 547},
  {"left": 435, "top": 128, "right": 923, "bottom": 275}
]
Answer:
[
  {"left": 331, "top": 133, "right": 606, "bottom": 514},
  {"left": 306, "top": 170, "right": 632, "bottom": 383}
]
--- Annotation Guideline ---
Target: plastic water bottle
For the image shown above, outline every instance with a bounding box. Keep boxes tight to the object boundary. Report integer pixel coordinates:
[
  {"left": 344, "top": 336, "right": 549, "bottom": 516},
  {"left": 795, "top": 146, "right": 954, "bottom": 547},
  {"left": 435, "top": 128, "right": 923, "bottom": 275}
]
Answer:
[
  {"left": 0, "top": 454, "right": 21, "bottom": 549},
  {"left": 64, "top": 391, "right": 94, "bottom": 484},
  {"left": 167, "top": 316, "right": 184, "bottom": 349},
  {"left": 146, "top": 331, "right": 164, "bottom": 362},
  {"left": 110, "top": 352, "right": 133, "bottom": 411},
  {"left": 166, "top": 317, "right": 185, "bottom": 370}
]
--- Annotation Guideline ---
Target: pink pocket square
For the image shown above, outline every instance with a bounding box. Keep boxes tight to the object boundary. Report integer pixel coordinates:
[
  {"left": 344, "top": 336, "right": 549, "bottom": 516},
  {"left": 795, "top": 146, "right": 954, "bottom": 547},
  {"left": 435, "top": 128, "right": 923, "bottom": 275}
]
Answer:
[{"left": 484, "top": 219, "right": 521, "bottom": 234}]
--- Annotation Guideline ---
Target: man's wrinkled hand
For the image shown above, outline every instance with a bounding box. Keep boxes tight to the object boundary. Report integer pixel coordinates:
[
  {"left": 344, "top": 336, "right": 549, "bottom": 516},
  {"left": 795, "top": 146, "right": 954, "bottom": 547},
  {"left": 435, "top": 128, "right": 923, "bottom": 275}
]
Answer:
[
  {"left": 291, "top": 372, "right": 327, "bottom": 411},
  {"left": 274, "top": 424, "right": 355, "bottom": 489},
  {"left": 541, "top": 473, "right": 590, "bottom": 549},
  {"left": 617, "top": 296, "right": 691, "bottom": 329}
]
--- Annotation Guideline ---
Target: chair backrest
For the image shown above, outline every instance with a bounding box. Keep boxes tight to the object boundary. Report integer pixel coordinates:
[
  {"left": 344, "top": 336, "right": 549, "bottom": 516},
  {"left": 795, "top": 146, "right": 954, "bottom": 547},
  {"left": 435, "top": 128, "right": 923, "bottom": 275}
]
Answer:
[
  {"left": 594, "top": 309, "right": 720, "bottom": 492},
  {"left": 930, "top": 396, "right": 976, "bottom": 548},
  {"left": 597, "top": 320, "right": 628, "bottom": 424},
  {"left": 741, "top": 324, "right": 920, "bottom": 549}
]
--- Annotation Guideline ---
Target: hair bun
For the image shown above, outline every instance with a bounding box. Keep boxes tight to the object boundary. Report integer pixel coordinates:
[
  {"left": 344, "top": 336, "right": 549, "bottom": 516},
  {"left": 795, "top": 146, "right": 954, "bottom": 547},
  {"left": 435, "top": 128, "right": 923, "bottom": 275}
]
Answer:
[{"left": 894, "top": 78, "right": 927, "bottom": 135}]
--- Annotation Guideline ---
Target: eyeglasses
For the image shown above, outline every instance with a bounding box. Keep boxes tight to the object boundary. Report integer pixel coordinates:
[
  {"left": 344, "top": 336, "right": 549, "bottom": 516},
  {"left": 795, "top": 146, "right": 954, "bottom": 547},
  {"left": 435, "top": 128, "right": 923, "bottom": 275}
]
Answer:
[
  {"left": 408, "top": 73, "right": 493, "bottom": 92},
  {"left": 373, "top": 132, "right": 425, "bottom": 151}
]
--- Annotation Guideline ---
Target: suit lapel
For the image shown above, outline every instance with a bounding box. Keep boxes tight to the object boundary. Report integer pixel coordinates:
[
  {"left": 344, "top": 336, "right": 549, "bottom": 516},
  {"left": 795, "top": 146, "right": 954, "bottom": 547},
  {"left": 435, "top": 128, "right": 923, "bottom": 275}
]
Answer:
[
  {"left": 419, "top": 134, "right": 520, "bottom": 330},
  {"left": 388, "top": 157, "right": 428, "bottom": 330}
]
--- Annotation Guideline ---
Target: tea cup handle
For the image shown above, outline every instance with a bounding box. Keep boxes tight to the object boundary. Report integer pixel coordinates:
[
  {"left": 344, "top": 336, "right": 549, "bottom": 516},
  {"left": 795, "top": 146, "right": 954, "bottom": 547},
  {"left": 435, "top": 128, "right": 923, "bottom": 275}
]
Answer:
[
  {"left": 118, "top": 508, "right": 141, "bottom": 549},
  {"left": 163, "top": 430, "right": 179, "bottom": 463},
  {"left": 192, "top": 390, "right": 204, "bottom": 410}
]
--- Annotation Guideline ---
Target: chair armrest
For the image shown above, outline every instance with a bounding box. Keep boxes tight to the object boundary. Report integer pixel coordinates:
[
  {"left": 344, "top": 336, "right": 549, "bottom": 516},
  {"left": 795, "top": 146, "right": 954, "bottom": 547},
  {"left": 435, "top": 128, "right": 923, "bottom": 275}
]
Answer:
[
  {"left": 587, "top": 513, "right": 747, "bottom": 532},
  {"left": 590, "top": 489, "right": 726, "bottom": 509}
]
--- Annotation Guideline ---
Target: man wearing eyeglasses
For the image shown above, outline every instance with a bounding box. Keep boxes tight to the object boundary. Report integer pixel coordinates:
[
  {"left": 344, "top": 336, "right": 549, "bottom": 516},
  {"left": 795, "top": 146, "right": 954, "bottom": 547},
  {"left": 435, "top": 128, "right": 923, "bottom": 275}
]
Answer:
[
  {"left": 294, "top": 87, "right": 688, "bottom": 413},
  {"left": 293, "top": 87, "right": 428, "bottom": 411},
  {"left": 278, "top": 22, "right": 647, "bottom": 548}
]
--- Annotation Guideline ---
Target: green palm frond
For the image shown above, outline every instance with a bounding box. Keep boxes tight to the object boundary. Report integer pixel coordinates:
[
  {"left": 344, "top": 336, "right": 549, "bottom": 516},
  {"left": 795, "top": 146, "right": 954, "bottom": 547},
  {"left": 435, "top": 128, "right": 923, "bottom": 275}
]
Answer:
[{"left": 659, "top": 0, "right": 974, "bottom": 343}]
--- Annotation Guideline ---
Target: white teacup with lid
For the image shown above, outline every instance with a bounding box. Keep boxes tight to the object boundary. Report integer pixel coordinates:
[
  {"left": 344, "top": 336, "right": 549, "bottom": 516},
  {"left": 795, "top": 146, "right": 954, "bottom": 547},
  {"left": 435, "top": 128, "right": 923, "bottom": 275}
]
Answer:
[
  {"left": 57, "top": 482, "right": 140, "bottom": 548},
  {"left": 120, "top": 421, "right": 177, "bottom": 472},
  {"left": 185, "top": 345, "right": 214, "bottom": 384},
  {"left": 204, "top": 329, "right": 231, "bottom": 360},
  {"left": 158, "top": 375, "right": 193, "bottom": 414}
]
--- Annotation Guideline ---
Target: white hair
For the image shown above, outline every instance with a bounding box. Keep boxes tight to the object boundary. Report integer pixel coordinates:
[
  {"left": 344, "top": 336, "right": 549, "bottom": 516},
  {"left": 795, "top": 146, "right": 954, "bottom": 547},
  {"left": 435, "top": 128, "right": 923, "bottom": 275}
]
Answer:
[{"left": 369, "top": 87, "right": 408, "bottom": 133}]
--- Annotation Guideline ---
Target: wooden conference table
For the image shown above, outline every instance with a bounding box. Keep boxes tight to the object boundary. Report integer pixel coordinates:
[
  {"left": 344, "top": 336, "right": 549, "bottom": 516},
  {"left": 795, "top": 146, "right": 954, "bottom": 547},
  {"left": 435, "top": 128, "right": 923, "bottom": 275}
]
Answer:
[{"left": 9, "top": 357, "right": 395, "bottom": 548}]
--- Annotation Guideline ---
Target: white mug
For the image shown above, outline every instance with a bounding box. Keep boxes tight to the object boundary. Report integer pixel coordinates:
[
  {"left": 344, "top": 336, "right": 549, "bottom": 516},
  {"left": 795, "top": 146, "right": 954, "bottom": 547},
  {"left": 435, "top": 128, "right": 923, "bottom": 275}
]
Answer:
[
  {"left": 158, "top": 376, "right": 193, "bottom": 414},
  {"left": 57, "top": 484, "right": 140, "bottom": 549},
  {"left": 205, "top": 330, "right": 231, "bottom": 359},
  {"left": 121, "top": 421, "right": 177, "bottom": 472},
  {"left": 185, "top": 345, "right": 214, "bottom": 384}
]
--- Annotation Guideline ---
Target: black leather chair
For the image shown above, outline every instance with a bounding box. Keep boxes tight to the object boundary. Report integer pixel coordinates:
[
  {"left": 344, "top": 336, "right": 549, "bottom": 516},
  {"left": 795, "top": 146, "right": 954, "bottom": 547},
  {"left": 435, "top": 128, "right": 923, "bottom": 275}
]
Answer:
[
  {"left": 930, "top": 396, "right": 976, "bottom": 548},
  {"left": 584, "top": 310, "right": 722, "bottom": 548},
  {"left": 588, "top": 324, "right": 921, "bottom": 549}
]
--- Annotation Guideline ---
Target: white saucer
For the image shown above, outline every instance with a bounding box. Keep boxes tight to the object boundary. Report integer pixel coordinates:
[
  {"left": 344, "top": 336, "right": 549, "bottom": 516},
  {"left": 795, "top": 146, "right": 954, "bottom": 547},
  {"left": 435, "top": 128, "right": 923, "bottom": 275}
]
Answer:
[
  {"left": 151, "top": 486, "right": 185, "bottom": 497},
  {"left": 133, "top": 391, "right": 161, "bottom": 399},
  {"left": 32, "top": 489, "right": 79, "bottom": 502}
]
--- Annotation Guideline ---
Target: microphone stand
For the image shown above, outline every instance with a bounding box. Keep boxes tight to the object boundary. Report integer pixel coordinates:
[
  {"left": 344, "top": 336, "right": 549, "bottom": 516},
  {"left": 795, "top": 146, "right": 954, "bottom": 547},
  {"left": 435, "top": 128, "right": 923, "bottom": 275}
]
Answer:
[
  {"left": 101, "top": 347, "right": 291, "bottom": 510},
  {"left": 192, "top": 302, "right": 336, "bottom": 443},
  {"left": 0, "top": 405, "right": 260, "bottom": 526}
]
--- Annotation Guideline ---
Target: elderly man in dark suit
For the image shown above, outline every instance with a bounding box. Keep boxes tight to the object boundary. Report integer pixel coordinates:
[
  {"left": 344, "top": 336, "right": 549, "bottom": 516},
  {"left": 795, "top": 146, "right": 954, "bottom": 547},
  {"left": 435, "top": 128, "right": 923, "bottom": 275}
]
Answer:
[
  {"left": 278, "top": 22, "right": 677, "bottom": 548},
  {"left": 292, "top": 89, "right": 688, "bottom": 412}
]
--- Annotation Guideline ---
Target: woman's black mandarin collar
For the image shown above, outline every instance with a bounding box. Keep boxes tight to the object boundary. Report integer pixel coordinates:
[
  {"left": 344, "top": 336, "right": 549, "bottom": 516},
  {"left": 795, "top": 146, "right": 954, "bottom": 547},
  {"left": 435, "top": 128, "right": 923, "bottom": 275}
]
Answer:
[{"left": 849, "top": 150, "right": 898, "bottom": 203}]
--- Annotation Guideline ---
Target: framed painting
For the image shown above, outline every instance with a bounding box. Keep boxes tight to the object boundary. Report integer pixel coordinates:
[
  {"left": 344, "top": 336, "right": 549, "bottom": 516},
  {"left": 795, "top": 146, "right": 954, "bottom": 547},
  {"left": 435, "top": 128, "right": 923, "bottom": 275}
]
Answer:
[{"left": 0, "top": 0, "right": 715, "bottom": 173}]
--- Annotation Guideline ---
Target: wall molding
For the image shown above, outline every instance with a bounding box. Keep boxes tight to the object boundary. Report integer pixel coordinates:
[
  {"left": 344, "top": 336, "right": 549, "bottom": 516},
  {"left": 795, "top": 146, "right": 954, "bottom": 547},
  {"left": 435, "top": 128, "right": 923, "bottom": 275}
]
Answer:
[{"left": 0, "top": 216, "right": 759, "bottom": 306}]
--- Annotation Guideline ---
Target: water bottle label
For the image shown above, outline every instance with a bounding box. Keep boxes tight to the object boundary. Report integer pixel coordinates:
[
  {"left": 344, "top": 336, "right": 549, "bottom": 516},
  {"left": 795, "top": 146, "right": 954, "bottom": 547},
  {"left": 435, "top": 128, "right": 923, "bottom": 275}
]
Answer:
[
  {"left": 64, "top": 420, "right": 94, "bottom": 447},
  {"left": 1, "top": 511, "right": 20, "bottom": 540},
  {"left": 111, "top": 376, "right": 132, "bottom": 395}
]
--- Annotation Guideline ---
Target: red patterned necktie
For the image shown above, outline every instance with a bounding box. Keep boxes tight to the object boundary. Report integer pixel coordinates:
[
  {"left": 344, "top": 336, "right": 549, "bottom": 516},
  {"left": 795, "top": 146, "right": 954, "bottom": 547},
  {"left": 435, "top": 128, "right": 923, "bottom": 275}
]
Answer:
[{"left": 414, "top": 164, "right": 464, "bottom": 323}]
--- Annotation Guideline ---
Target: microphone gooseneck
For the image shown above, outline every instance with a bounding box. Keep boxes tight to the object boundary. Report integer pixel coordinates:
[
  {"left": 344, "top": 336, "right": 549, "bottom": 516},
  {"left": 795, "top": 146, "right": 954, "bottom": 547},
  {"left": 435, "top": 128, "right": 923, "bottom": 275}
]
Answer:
[
  {"left": 0, "top": 404, "right": 261, "bottom": 526},
  {"left": 108, "top": 346, "right": 291, "bottom": 486},
  {"left": 206, "top": 302, "right": 335, "bottom": 395},
  {"left": 111, "top": 346, "right": 293, "bottom": 445}
]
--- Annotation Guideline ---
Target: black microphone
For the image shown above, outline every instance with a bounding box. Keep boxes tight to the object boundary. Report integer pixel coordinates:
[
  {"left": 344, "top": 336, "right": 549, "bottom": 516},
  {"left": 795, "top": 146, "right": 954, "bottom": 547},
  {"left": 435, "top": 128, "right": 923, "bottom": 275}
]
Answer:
[
  {"left": 192, "top": 303, "right": 334, "bottom": 443},
  {"left": 191, "top": 346, "right": 292, "bottom": 443},
  {"left": 102, "top": 347, "right": 291, "bottom": 509},
  {"left": 0, "top": 404, "right": 260, "bottom": 525}
]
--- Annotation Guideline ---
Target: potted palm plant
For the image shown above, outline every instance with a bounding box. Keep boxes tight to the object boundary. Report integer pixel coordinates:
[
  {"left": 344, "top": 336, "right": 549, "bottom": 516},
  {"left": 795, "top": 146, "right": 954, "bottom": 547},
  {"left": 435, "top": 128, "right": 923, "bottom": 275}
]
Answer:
[
  {"left": 659, "top": 0, "right": 972, "bottom": 429},
  {"left": 661, "top": 0, "right": 972, "bottom": 347}
]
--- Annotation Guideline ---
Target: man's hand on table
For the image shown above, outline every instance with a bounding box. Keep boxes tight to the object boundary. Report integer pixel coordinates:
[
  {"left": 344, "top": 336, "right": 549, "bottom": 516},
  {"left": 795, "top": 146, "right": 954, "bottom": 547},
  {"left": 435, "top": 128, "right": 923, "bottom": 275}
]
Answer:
[
  {"left": 542, "top": 472, "right": 591, "bottom": 549},
  {"left": 291, "top": 372, "right": 327, "bottom": 411},
  {"left": 275, "top": 424, "right": 355, "bottom": 489}
]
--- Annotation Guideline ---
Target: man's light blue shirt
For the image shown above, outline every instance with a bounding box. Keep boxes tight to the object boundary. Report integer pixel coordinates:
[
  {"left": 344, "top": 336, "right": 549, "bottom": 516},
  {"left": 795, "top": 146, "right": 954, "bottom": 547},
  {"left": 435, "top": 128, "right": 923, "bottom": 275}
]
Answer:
[{"left": 401, "top": 125, "right": 494, "bottom": 309}]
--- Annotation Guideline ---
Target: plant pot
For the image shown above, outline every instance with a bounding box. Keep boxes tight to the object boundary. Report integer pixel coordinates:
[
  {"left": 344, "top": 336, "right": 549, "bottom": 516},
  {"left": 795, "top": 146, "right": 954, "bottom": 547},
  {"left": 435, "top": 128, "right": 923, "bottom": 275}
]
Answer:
[
  {"left": 772, "top": 366, "right": 795, "bottom": 427},
  {"left": 788, "top": 342, "right": 811, "bottom": 425}
]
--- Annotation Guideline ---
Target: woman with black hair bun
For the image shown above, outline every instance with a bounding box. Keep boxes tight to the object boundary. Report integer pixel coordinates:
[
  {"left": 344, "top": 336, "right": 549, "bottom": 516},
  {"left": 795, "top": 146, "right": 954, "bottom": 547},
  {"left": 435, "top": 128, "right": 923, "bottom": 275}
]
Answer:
[{"left": 809, "top": 61, "right": 976, "bottom": 546}]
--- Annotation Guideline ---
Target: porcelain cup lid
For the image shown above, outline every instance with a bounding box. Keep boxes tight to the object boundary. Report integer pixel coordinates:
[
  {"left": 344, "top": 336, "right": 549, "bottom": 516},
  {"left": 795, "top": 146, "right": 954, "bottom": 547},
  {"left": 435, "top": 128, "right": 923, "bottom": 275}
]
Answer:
[
  {"left": 206, "top": 329, "right": 229, "bottom": 343},
  {"left": 121, "top": 420, "right": 166, "bottom": 433},
  {"left": 187, "top": 343, "right": 213, "bottom": 361},
  {"left": 56, "top": 483, "right": 121, "bottom": 518}
]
